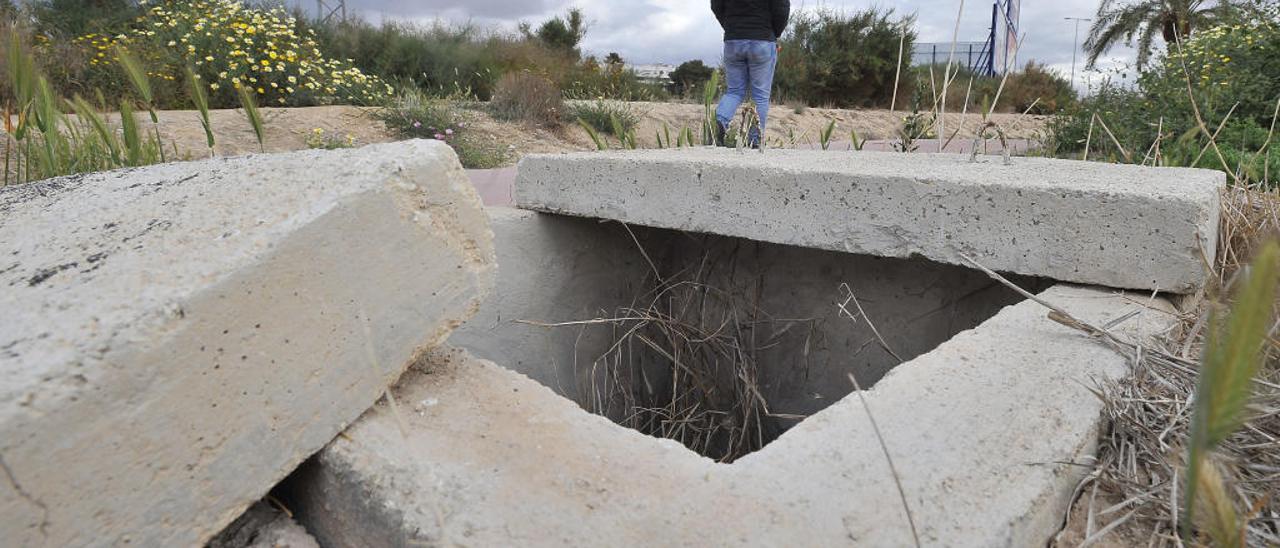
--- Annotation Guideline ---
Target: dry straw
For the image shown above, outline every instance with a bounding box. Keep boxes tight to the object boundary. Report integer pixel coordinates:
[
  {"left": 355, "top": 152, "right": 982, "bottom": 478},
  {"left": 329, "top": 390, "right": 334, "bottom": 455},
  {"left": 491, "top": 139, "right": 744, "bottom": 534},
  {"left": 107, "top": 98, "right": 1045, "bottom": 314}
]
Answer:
[{"left": 524, "top": 234, "right": 810, "bottom": 463}]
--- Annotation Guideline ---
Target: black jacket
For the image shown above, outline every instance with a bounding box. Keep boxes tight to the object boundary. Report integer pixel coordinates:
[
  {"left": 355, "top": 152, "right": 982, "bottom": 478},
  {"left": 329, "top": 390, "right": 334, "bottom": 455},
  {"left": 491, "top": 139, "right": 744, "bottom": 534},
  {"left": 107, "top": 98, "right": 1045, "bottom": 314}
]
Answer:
[{"left": 711, "top": 0, "right": 791, "bottom": 42}]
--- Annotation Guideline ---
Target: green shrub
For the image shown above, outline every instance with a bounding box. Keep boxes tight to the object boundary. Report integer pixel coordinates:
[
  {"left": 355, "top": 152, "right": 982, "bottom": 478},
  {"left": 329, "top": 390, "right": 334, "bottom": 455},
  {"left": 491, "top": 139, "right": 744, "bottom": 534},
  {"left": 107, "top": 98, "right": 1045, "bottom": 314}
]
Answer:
[
  {"left": 1044, "top": 16, "right": 1279, "bottom": 186},
  {"left": 490, "top": 71, "right": 564, "bottom": 127},
  {"left": 307, "top": 18, "right": 506, "bottom": 99},
  {"left": 518, "top": 8, "right": 585, "bottom": 57},
  {"left": 564, "top": 60, "right": 667, "bottom": 102},
  {"left": 775, "top": 8, "right": 915, "bottom": 108},
  {"left": 910, "top": 61, "right": 1074, "bottom": 115},
  {"left": 1001, "top": 62, "right": 1076, "bottom": 114},
  {"left": 570, "top": 99, "right": 641, "bottom": 136},
  {"left": 669, "top": 60, "right": 714, "bottom": 98},
  {"left": 27, "top": 0, "right": 140, "bottom": 37}
]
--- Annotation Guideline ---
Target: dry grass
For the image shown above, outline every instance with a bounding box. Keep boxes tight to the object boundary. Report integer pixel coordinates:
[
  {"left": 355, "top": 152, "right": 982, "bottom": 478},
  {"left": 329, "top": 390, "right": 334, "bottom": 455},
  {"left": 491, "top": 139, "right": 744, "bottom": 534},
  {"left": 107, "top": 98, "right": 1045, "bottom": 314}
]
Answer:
[
  {"left": 527, "top": 237, "right": 810, "bottom": 463},
  {"left": 1058, "top": 187, "right": 1280, "bottom": 546}
]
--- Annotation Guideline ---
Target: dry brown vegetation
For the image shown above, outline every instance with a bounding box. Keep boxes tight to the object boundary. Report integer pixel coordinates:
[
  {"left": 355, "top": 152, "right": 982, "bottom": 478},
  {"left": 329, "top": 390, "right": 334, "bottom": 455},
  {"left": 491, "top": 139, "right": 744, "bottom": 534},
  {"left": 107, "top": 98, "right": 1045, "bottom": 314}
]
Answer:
[{"left": 1051, "top": 187, "right": 1280, "bottom": 547}]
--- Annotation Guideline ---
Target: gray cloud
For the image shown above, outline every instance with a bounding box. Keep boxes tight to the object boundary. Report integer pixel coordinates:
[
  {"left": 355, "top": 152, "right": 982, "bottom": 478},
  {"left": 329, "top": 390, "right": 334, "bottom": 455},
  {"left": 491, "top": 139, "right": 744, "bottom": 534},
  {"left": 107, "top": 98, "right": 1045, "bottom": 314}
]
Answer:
[
  {"left": 316, "top": 0, "right": 1135, "bottom": 89},
  {"left": 318, "top": 0, "right": 555, "bottom": 19}
]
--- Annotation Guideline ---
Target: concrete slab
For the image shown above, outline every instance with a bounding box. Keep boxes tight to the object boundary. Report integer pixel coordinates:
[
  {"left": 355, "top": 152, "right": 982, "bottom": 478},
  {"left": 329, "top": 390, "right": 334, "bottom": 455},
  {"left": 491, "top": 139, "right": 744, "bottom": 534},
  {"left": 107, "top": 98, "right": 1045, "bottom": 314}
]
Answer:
[
  {"left": 515, "top": 149, "right": 1224, "bottom": 293},
  {"left": 285, "top": 285, "right": 1177, "bottom": 547},
  {"left": 0, "top": 140, "right": 495, "bottom": 546}
]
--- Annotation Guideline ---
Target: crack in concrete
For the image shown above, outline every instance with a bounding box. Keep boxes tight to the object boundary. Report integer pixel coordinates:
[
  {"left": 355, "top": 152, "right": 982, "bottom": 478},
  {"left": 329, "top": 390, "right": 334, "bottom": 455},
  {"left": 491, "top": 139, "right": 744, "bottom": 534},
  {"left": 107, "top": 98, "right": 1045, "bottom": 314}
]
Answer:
[{"left": 0, "top": 452, "right": 50, "bottom": 539}]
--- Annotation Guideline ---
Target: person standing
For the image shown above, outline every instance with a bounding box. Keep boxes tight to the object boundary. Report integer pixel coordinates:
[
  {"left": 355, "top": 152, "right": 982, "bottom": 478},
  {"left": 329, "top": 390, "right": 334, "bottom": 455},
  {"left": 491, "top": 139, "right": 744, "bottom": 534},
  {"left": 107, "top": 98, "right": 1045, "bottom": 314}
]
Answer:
[{"left": 710, "top": 0, "right": 791, "bottom": 148}]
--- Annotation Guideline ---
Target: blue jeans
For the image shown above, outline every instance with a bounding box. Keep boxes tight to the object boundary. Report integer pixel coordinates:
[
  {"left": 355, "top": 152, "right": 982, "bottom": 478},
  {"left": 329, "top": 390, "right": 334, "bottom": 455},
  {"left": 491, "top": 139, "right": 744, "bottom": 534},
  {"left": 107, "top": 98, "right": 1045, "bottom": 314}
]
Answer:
[{"left": 716, "top": 40, "right": 777, "bottom": 145}]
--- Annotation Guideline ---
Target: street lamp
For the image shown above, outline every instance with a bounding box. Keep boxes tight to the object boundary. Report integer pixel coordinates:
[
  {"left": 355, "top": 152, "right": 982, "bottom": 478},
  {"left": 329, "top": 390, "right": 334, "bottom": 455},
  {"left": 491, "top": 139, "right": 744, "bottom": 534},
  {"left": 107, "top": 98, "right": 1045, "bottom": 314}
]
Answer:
[{"left": 1064, "top": 17, "right": 1092, "bottom": 89}]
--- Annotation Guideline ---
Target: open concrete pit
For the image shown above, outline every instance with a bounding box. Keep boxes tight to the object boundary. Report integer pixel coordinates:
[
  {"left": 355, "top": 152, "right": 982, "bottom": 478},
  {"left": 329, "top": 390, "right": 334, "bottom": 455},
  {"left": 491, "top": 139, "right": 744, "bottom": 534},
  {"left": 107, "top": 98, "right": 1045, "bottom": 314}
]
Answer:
[
  {"left": 450, "top": 209, "right": 1053, "bottom": 461},
  {"left": 1, "top": 145, "right": 1225, "bottom": 546},
  {"left": 275, "top": 149, "right": 1218, "bottom": 546}
]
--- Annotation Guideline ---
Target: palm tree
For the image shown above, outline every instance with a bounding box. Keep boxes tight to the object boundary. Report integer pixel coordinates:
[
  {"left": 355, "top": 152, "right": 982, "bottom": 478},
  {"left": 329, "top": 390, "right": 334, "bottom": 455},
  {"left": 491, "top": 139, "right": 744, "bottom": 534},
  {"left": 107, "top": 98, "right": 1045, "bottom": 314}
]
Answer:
[{"left": 1083, "top": 0, "right": 1234, "bottom": 68}]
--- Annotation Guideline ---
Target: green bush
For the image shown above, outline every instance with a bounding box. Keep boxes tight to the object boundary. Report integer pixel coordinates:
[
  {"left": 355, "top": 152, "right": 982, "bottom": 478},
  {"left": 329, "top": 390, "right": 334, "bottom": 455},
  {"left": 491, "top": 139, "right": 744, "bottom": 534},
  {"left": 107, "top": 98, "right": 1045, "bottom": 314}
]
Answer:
[
  {"left": 518, "top": 8, "right": 585, "bottom": 57},
  {"left": 669, "top": 60, "right": 714, "bottom": 98},
  {"left": 1001, "top": 62, "right": 1076, "bottom": 114},
  {"left": 490, "top": 71, "right": 563, "bottom": 126},
  {"left": 570, "top": 99, "right": 641, "bottom": 136},
  {"left": 911, "top": 61, "right": 1075, "bottom": 115},
  {"left": 1045, "top": 15, "right": 1280, "bottom": 186},
  {"left": 775, "top": 8, "right": 915, "bottom": 108},
  {"left": 27, "top": 0, "right": 140, "bottom": 37},
  {"left": 307, "top": 18, "right": 505, "bottom": 99},
  {"left": 564, "top": 60, "right": 667, "bottom": 102}
]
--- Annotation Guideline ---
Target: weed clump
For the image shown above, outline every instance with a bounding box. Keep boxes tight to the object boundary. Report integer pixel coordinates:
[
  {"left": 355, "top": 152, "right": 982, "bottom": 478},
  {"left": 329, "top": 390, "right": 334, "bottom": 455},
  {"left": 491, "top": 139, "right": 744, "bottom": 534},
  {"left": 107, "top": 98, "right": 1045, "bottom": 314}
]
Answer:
[
  {"left": 376, "top": 89, "right": 511, "bottom": 169},
  {"left": 490, "top": 71, "right": 564, "bottom": 127},
  {"left": 570, "top": 99, "right": 641, "bottom": 137}
]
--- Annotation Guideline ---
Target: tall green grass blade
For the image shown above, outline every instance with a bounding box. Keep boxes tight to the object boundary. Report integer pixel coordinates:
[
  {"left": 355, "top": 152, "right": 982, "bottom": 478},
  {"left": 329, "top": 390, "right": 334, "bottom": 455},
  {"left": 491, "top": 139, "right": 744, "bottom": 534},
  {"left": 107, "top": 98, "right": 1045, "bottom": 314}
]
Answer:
[
  {"left": 70, "top": 96, "right": 121, "bottom": 166},
  {"left": 120, "top": 100, "right": 142, "bottom": 166},
  {"left": 578, "top": 118, "right": 607, "bottom": 151},
  {"left": 237, "top": 86, "right": 266, "bottom": 152},
  {"left": 609, "top": 114, "right": 626, "bottom": 148},
  {"left": 702, "top": 70, "right": 721, "bottom": 145},
  {"left": 1184, "top": 241, "right": 1279, "bottom": 539},
  {"left": 7, "top": 28, "right": 36, "bottom": 138},
  {"left": 184, "top": 67, "right": 215, "bottom": 152},
  {"left": 821, "top": 120, "right": 837, "bottom": 150},
  {"left": 851, "top": 128, "right": 865, "bottom": 151},
  {"left": 115, "top": 46, "right": 154, "bottom": 107},
  {"left": 663, "top": 122, "right": 672, "bottom": 149},
  {"left": 34, "top": 76, "right": 61, "bottom": 135}
]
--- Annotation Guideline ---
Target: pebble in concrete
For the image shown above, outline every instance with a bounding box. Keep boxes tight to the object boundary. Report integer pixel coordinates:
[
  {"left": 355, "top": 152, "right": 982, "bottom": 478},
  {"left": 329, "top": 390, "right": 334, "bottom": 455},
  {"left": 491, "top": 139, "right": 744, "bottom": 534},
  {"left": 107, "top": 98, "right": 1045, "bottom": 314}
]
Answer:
[
  {"left": 286, "top": 285, "right": 1177, "bottom": 547},
  {"left": 515, "top": 149, "right": 1224, "bottom": 293},
  {"left": 0, "top": 140, "right": 495, "bottom": 546}
]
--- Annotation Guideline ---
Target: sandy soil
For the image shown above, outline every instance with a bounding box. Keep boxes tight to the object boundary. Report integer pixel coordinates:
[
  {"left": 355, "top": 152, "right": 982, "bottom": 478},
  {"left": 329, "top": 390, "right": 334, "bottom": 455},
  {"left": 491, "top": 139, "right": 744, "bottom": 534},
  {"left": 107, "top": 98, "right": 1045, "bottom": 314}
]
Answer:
[
  {"left": 1052, "top": 486, "right": 1155, "bottom": 547},
  {"left": 7, "top": 102, "right": 1047, "bottom": 167}
]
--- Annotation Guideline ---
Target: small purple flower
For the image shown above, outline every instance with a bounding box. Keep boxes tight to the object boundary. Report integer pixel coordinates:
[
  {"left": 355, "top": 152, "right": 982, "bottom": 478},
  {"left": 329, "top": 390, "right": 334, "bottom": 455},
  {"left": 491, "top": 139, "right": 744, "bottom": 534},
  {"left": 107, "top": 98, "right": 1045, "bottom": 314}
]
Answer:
[
  {"left": 412, "top": 121, "right": 422, "bottom": 129},
  {"left": 434, "top": 133, "right": 446, "bottom": 140},
  {"left": 445, "top": 128, "right": 454, "bottom": 136},
  {"left": 457, "top": 122, "right": 467, "bottom": 128}
]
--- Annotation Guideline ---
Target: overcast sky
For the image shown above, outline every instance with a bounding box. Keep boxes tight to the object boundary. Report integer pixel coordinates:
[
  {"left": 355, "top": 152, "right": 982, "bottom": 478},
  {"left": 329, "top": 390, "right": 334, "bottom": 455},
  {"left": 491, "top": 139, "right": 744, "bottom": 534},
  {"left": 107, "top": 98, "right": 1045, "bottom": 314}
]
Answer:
[{"left": 303, "top": 0, "right": 1139, "bottom": 90}]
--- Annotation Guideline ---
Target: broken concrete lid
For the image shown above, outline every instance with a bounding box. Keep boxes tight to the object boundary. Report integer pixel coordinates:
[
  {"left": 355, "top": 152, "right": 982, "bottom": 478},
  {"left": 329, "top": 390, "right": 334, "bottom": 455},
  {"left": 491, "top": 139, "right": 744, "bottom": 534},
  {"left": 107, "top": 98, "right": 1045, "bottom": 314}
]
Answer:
[
  {"left": 515, "top": 149, "right": 1224, "bottom": 293},
  {"left": 0, "top": 140, "right": 494, "bottom": 546}
]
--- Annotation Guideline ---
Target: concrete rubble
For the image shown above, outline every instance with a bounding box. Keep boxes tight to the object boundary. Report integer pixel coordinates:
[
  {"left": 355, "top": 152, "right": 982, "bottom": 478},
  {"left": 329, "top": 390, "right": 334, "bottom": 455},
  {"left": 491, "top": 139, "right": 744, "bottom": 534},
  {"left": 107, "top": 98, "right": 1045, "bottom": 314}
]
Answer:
[
  {"left": 515, "top": 149, "right": 1224, "bottom": 293},
  {"left": 0, "top": 141, "right": 494, "bottom": 546}
]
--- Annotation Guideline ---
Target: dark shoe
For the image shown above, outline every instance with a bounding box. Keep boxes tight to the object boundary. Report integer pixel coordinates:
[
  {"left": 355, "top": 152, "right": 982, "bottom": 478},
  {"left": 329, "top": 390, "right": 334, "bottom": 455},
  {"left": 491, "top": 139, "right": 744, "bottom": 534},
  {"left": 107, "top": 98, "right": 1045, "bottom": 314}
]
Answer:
[{"left": 715, "top": 122, "right": 728, "bottom": 147}]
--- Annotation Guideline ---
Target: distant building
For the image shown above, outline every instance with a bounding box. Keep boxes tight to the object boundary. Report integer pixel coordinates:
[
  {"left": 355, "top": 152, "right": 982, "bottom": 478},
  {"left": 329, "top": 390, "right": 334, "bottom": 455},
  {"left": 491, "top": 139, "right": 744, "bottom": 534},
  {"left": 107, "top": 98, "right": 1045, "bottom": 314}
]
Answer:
[{"left": 628, "top": 64, "right": 678, "bottom": 86}]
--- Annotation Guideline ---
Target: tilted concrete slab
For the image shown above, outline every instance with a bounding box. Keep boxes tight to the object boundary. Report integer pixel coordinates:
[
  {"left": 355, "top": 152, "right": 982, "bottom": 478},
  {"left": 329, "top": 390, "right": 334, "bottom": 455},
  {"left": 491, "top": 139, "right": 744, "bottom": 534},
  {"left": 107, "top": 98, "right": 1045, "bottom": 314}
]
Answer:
[
  {"left": 0, "top": 140, "right": 495, "bottom": 546},
  {"left": 515, "top": 149, "right": 1224, "bottom": 293},
  {"left": 285, "top": 285, "right": 1178, "bottom": 547}
]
